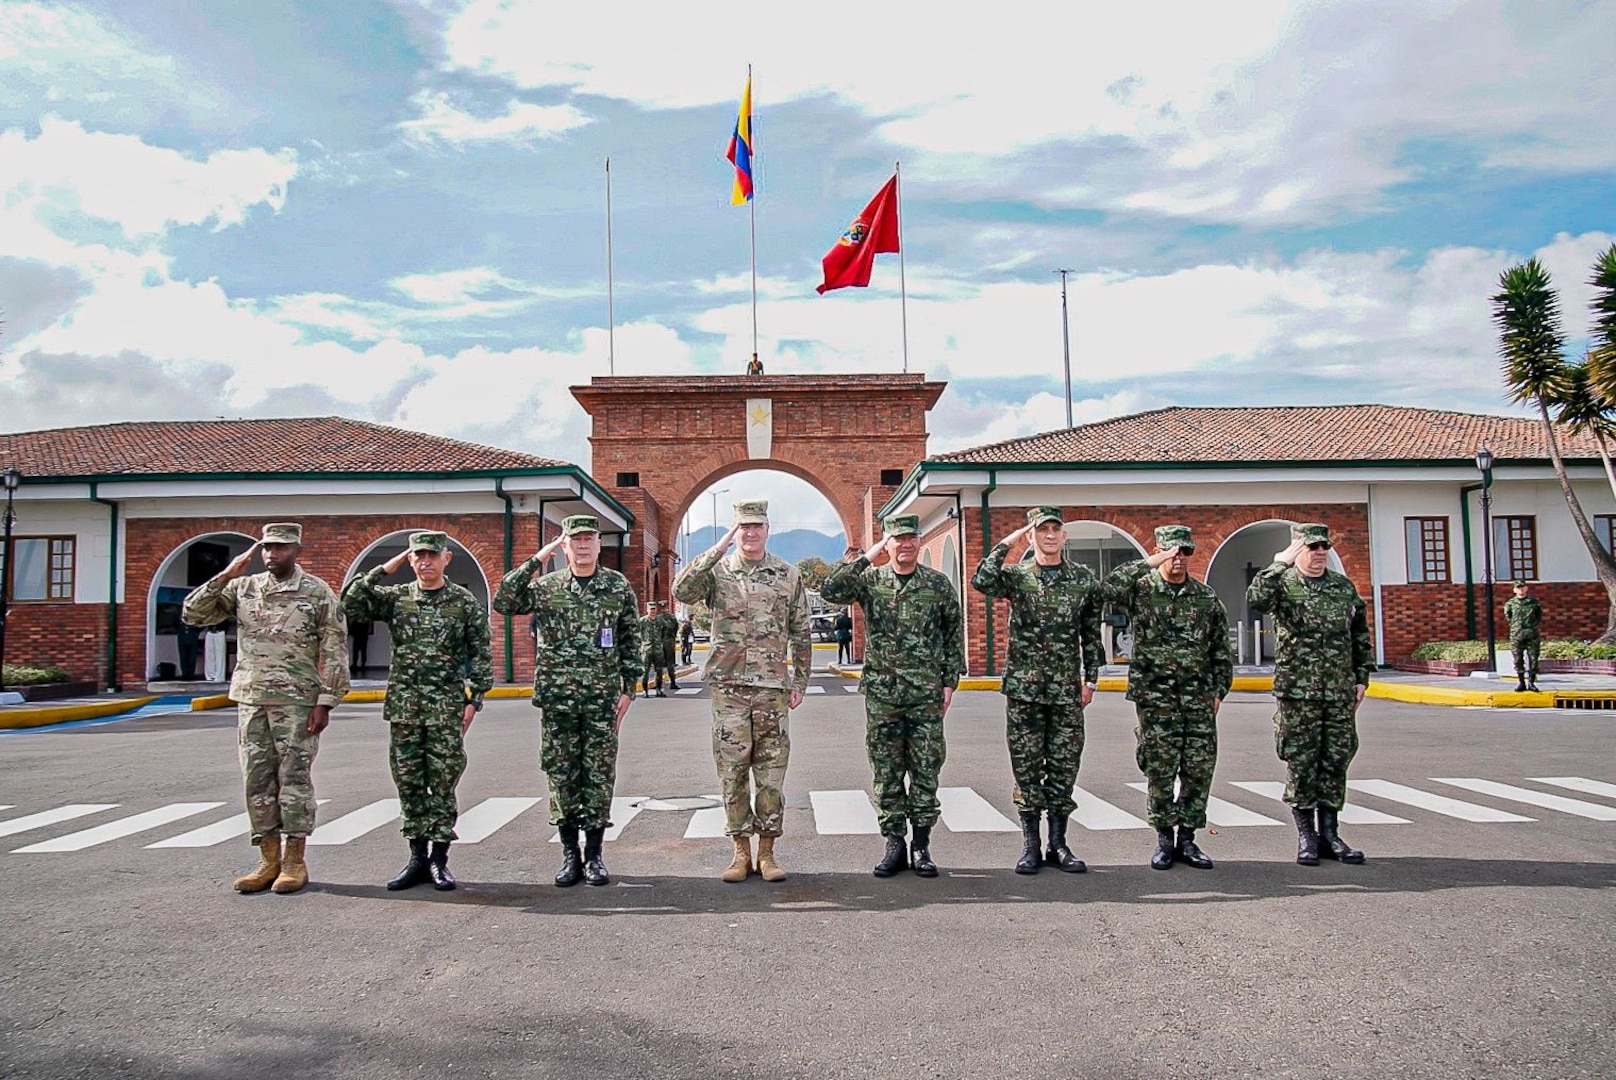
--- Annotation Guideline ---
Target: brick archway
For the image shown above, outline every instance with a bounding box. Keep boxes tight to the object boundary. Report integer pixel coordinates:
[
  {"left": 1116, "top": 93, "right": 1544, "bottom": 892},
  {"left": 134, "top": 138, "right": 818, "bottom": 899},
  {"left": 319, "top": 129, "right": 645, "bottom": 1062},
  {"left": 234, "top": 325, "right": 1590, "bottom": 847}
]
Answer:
[{"left": 573, "top": 374, "right": 946, "bottom": 605}]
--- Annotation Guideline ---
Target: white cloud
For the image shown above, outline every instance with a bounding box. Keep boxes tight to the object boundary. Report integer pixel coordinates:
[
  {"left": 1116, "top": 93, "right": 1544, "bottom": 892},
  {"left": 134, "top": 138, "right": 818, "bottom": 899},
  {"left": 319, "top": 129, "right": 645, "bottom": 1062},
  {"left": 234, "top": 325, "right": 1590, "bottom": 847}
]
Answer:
[
  {"left": 399, "top": 89, "right": 592, "bottom": 146},
  {"left": 0, "top": 3, "right": 192, "bottom": 105}
]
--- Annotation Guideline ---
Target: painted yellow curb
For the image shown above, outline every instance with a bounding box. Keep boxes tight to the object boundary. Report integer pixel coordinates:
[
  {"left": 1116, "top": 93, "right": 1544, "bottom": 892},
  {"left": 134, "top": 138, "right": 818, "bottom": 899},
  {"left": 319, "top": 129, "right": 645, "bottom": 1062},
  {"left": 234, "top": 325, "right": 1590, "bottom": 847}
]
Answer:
[
  {"left": 0, "top": 695, "right": 159, "bottom": 730},
  {"left": 1366, "top": 681, "right": 1556, "bottom": 708},
  {"left": 191, "top": 694, "right": 233, "bottom": 711}
]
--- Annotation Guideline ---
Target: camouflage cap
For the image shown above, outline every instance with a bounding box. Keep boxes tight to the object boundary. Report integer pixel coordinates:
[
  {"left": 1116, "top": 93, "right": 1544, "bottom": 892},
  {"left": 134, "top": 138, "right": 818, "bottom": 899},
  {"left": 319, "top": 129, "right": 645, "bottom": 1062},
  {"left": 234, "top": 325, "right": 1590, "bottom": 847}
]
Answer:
[
  {"left": 734, "top": 500, "right": 769, "bottom": 525},
  {"left": 562, "top": 514, "right": 600, "bottom": 536},
  {"left": 1513, "top": 579, "right": 1530, "bottom": 588},
  {"left": 1291, "top": 522, "right": 1331, "bottom": 546},
  {"left": 408, "top": 530, "right": 449, "bottom": 553},
  {"left": 882, "top": 514, "right": 921, "bottom": 537},
  {"left": 260, "top": 522, "right": 302, "bottom": 545},
  {"left": 1154, "top": 524, "right": 1195, "bottom": 553},
  {"left": 1026, "top": 506, "right": 1064, "bottom": 528}
]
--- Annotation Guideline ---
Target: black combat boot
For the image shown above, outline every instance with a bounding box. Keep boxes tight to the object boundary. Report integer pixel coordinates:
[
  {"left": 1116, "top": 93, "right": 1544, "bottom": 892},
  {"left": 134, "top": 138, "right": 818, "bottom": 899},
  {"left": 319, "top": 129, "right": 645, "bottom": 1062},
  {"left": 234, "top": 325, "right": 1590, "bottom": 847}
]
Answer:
[
  {"left": 1316, "top": 808, "right": 1365, "bottom": 864},
  {"left": 387, "top": 837, "right": 430, "bottom": 890},
  {"left": 1516, "top": 678, "right": 1527, "bottom": 692},
  {"left": 554, "top": 826, "right": 583, "bottom": 887},
  {"left": 910, "top": 825, "right": 938, "bottom": 878},
  {"left": 873, "top": 834, "right": 907, "bottom": 877},
  {"left": 1015, "top": 812, "right": 1042, "bottom": 875},
  {"left": 427, "top": 840, "right": 457, "bottom": 890},
  {"left": 1176, "top": 826, "right": 1214, "bottom": 870},
  {"left": 582, "top": 828, "right": 610, "bottom": 885},
  {"left": 1044, "top": 813, "right": 1086, "bottom": 873},
  {"left": 1150, "top": 827, "right": 1177, "bottom": 870},
  {"left": 1292, "top": 806, "right": 1320, "bottom": 866}
]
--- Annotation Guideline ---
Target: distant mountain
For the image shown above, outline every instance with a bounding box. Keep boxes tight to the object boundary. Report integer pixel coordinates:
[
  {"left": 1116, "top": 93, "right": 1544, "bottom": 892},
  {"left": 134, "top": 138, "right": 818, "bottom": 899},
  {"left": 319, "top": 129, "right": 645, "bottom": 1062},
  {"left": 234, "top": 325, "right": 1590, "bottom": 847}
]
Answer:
[{"left": 678, "top": 526, "right": 845, "bottom": 565}]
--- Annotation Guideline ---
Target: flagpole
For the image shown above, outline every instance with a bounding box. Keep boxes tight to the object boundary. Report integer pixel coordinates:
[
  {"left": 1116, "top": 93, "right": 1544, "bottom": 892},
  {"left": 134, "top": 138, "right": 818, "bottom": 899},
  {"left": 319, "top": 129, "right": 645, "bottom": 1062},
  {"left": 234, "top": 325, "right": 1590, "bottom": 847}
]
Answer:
[
  {"left": 605, "top": 156, "right": 616, "bottom": 375},
  {"left": 748, "top": 65, "right": 759, "bottom": 366},
  {"left": 896, "top": 160, "right": 909, "bottom": 374}
]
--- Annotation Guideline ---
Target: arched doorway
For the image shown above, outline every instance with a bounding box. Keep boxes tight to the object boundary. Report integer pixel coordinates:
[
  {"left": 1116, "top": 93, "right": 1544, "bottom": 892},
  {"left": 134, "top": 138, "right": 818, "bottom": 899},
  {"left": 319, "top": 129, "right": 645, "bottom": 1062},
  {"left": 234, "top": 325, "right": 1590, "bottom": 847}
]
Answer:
[
  {"left": 343, "top": 531, "right": 491, "bottom": 680},
  {"left": 1061, "top": 521, "right": 1147, "bottom": 662},
  {"left": 146, "top": 531, "right": 256, "bottom": 682},
  {"left": 1207, "top": 519, "right": 1344, "bottom": 662}
]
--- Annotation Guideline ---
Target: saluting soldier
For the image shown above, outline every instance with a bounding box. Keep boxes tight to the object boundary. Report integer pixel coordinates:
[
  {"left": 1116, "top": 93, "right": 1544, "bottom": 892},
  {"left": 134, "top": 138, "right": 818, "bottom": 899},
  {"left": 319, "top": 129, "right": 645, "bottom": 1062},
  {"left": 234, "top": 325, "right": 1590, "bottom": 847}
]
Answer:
[
  {"left": 1102, "top": 525, "right": 1233, "bottom": 870},
  {"left": 341, "top": 531, "right": 494, "bottom": 892},
  {"left": 494, "top": 516, "right": 640, "bottom": 887},
  {"left": 1505, "top": 580, "right": 1543, "bottom": 692},
  {"left": 970, "top": 507, "right": 1103, "bottom": 875},
  {"left": 1247, "top": 523, "right": 1373, "bottom": 866},
  {"left": 673, "top": 500, "right": 810, "bottom": 884},
  {"left": 182, "top": 522, "right": 349, "bottom": 895},
  {"left": 823, "top": 514, "right": 963, "bottom": 878}
]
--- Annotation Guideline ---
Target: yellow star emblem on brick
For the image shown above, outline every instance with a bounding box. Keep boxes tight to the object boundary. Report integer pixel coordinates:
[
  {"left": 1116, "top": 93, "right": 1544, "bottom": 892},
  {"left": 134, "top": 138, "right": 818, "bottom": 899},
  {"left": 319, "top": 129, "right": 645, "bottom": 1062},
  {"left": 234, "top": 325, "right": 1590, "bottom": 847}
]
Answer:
[{"left": 748, "top": 403, "right": 769, "bottom": 426}]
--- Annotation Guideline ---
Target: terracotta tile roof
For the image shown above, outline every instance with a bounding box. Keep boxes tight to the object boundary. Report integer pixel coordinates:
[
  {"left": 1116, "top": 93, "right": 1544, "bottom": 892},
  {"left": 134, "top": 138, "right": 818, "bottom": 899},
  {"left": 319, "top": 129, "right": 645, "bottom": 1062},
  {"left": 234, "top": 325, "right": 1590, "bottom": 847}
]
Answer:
[
  {"left": 0, "top": 417, "right": 568, "bottom": 478},
  {"left": 932, "top": 405, "right": 1604, "bottom": 466}
]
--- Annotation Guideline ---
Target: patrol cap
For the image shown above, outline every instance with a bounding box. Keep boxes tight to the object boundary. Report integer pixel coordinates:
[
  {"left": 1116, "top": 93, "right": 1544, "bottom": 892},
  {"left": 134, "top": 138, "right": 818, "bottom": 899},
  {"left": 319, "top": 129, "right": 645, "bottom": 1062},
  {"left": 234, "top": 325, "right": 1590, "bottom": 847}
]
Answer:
[
  {"left": 408, "top": 530, "right": 449, "bottom": 553},
  {"left": 1026, "top": 506, "right": 1064, "bottom": 528},
  {"left": 1291, "top": 522, "right": 1331, "bottom": 546},
  {"left": 882, "top": 514, "right": 921, "bottom": 537},
  {"left": 734, "top": 500, "right": 770, "bottom": 525},
  {"left": 562, "top": 514, "right": 600, "bottom": 536},
  {"left": 1513, "top": 579, "right": 1530, "bottom": 588},
  {"left": 260, "top": 522, "right": 302, "bottom": 545},
  {"left": 1154, "top": 524, "right": 1195, "bottom": 553}
]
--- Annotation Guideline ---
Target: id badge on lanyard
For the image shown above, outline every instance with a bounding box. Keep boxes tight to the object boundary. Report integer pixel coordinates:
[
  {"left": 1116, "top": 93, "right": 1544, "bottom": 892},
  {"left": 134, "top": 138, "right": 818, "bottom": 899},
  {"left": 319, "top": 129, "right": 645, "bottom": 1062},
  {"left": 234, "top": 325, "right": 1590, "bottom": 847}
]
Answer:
[{"left": 599, "top": 614, "right": 614, "bottom": 649}]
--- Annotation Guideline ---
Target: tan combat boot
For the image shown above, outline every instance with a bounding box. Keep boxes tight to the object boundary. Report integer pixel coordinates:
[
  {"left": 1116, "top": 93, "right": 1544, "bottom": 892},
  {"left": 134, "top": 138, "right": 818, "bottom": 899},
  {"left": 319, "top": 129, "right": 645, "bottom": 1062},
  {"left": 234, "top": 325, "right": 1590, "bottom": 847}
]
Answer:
[
  {"left": 271, "top": 836, "right": 309, "bottom": 894},
  {"left": 756, "top": 835, "right": 787, "bottom": 882},
  {"left": 720, "top": 835, "right": 752, "bottom": 883},
  {"left": 233, "top": 834, "right": 281, "bottom": 893}
]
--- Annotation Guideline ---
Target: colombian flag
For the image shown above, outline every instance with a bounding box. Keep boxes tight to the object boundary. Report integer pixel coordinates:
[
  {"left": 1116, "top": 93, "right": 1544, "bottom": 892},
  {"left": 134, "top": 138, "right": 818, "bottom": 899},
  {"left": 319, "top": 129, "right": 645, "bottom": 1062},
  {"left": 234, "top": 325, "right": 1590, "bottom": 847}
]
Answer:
[{"left": 726, "top": 72, "right": 754, "bottom": 204}]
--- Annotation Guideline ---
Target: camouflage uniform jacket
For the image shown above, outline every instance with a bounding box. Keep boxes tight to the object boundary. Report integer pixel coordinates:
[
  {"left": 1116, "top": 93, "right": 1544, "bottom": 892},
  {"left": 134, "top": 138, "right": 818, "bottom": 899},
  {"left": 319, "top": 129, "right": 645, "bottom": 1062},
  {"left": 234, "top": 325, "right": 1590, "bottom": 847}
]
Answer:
[
  {"left": 822, "top": 557, "right": 964, "bottom": 705},
  {"left": 654, "top": 611, "right": 680, "bottom": 652},
  {"left": 340, "top": 569, "right": 494, "bottom": 725},
  {"left": 970, "top": 542, "right": 1103, "bottom": 704},
  {"left": 182, "top": 567, "right": 350, "bottom": 707},
  {"left": 638, "top": 615, "right": 661, "bottom": 657},
  {"left": 1101, "top": 560, "right": 1233, "bottom": 703},
  {"left": 493, "top": 557, "right": 641, "bottom": 708},
  {"left": 1247, "top": 563, "right": 1373, "bottom": 700},
  {"left": 673, "top": 548, "right": 810, "bottom": 692},
  {"left": 1504, "top": 596, "right": 1543, "bottom": 642}
]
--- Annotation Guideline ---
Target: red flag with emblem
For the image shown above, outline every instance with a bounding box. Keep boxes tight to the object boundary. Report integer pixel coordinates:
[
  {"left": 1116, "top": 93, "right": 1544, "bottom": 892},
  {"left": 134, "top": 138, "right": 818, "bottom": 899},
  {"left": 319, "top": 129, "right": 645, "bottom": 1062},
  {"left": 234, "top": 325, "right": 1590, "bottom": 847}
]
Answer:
[{"left": 817, "top": 175, "right": 899, "bottom": 294}]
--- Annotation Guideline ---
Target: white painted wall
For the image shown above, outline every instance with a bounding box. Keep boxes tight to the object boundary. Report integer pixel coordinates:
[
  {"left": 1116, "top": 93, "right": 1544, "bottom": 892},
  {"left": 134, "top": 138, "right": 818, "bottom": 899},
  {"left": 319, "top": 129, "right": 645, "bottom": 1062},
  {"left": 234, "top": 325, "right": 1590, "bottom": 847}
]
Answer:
[{"left": 4, "top": 497, "right": 121, "bottom": 604}]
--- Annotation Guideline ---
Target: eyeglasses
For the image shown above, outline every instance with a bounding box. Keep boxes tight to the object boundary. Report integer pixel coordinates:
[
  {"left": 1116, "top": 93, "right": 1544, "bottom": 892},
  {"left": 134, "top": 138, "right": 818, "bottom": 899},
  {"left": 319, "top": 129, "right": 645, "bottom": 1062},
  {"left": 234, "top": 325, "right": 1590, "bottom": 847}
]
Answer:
[{"left": 1306, "top": 542, "right": 1331, "bottom": 551}]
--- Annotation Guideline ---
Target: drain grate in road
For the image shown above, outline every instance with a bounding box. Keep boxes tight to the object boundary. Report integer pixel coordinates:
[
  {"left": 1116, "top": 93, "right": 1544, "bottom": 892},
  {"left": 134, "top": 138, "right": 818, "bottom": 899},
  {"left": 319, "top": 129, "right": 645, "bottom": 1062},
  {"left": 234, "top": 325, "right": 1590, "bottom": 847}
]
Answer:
[{"left": 1554, "top": 695, "right": 1616, "bottom": 710}]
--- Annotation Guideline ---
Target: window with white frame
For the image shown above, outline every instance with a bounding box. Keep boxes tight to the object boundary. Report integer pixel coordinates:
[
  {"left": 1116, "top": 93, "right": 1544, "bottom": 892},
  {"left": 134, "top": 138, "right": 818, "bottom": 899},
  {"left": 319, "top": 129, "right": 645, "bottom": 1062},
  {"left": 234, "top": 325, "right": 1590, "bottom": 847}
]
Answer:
[
  {"left": 1404, "top": 517, "right": 1449, "bottom": 583},
  {"left": 1492, "top": 516, "right": 1536, "bottom": 581},
  {"left": 1, "top": 536, "right": 76, "bottom": 602}
]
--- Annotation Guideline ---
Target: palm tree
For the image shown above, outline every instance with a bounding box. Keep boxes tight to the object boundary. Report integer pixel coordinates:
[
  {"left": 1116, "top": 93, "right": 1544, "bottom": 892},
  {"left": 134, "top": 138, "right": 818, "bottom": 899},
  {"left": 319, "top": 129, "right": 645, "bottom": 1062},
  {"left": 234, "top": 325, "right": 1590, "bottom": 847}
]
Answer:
[
  {"left": 1588, "top": 243, "right": 1616, "bottom": 395},
  {"left": 1494, "top": 258, "right": 1616, "bottom": 642},
  {"left": 1554, "top": 357, "right": 1616, "bottom": 499}
]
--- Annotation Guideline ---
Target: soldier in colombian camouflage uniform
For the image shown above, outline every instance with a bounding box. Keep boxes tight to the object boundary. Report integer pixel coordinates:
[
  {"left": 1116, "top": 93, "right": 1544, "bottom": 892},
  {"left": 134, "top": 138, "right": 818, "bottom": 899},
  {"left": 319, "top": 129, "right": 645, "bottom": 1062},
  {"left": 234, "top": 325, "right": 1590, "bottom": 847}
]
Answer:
[
  {"left": 1102, "top": 525, "right": 1233, "bottom": 870},
  {"left": 494, "top": 515, "right": 639, "bottom": 887},
  {"left": 1247, "top": 522, "right": 1374, "bottom": 866},
  {"left": 655, "top": 602, "right": 682, "bottom": 689},
  {"left": 1505, "top": 580, "right": 1543, "bottom": 692},
  {"left": 673, "top": 500, "right": 810, "bottom": 883},
  {"left": 823, "top": 515, "right": 963, "bottom": 878},
  {"left": 182, "top": 522, "right": 349, "bottom": 895},
  {"left": 970, "top": 507, "right": 1102, "bottom": 875},
  {"left": 342, "top": 531, "right": 494, "bottom": 892},
  {"left": 638, "top": 602, "right": 665, "bottom": 697}
]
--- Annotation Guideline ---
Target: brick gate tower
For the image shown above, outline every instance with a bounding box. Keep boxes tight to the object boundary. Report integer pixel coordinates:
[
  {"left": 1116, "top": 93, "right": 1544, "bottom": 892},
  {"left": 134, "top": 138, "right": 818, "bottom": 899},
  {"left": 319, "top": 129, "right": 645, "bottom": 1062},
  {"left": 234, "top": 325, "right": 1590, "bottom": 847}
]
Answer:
[{"left": 572, "top": 374, "right": 947, "bottom": 605}]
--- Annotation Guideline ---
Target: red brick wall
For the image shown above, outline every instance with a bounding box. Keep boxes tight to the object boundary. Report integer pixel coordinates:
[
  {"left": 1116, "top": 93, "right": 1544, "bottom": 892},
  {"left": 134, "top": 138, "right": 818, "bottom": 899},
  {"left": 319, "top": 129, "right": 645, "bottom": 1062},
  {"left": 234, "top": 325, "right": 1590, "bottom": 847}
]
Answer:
[
  {"left": 958, "top": 502, "right": 1375, "bottom": 676},
  {"left": 3, "top": 603, "right": 108, "bottom": 684},
  {"left": 1381, "top": 581, "right": 1608, "bottom": 659}
]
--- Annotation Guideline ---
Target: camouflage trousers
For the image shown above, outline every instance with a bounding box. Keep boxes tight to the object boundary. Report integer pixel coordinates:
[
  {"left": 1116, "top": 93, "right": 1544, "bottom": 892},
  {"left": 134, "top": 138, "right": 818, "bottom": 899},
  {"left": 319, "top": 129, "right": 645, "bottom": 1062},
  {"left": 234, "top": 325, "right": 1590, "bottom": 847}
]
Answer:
[
  {"left": 1511, "top": 635, "right": 1541, "bottom": 682},
  {"left": 1006, "top": 698, "right": 1084, "bottom": 817},
  {"left": 1274, "top": 697, "right": 1360, "bottom": 810},
  {"left": 540, "top": 703, "right": 620, "bottom": 829},
  {"left": 1133, "top": 701, "right": 1219, "bottom": 829},
  {"left": 238, "top": 704, "right": 320, "bottom": 843},
  {"left": 711, "top": 684, "right": 790, "bottom": 837},
  {"left": 389, "top": 722, "right": 466, "bottom": 841},
  {"left": 865, "top": 697, "right": 946, "bottom": 837},
  {"left": 642, "top": 650, "right": 674, "bottom": 690}
]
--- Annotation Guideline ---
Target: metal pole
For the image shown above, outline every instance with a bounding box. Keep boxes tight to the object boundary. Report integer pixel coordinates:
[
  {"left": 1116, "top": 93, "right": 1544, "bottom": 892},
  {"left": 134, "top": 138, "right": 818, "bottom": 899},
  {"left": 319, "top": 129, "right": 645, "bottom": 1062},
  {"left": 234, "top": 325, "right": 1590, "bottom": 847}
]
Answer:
[
  {"left": 1057, "top": 269, "right": 1074, "bottom": 428},
  {"left": 896, "top": 161, "right": 909, "bottom": 374},
  {"left": 1481, "top": 478, "right": 1497, "bottom": 673},
  {"left": 605, "top": 156, "right": 616, "bottom": 374},
  {"left": 0, "top": 469, "right": 18, "bottom": 693}
]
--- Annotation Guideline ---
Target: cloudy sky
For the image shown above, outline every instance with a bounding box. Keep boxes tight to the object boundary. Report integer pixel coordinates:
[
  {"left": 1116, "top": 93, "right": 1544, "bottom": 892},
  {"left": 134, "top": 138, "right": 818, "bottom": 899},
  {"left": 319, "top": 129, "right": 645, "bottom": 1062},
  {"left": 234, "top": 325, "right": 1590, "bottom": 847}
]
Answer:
[{"left": 2, "top": 0, "right": 1612, "bottom": 534}]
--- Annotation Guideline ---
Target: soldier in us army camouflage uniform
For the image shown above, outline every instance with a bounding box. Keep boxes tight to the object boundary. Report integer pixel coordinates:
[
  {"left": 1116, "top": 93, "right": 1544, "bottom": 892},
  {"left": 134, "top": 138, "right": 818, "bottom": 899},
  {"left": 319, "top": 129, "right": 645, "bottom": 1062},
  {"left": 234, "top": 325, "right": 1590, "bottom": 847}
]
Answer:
[
  {"left": 1247, "top": 522, "right": 1374, "bottom": 867},
  {"left": 970, "top": 507, "right": 1102, "bottom": 875},
  {"left": 673, "top": 500, "right": 810, "bottom": 884},
  {"left": 182, "top": 522, "right": 349, "bottom": 895},
  {"left": 342, "top": 531, "right": 494, "bottom": 892},
  {"left": 1102, "top": 525, "right": 1233, "bottom": 871},
  {"left": 638, "top": 602, "right": 665, "bottom": 697},
  {"left": 823, "top": 514, "right": 963, "bottom": 879},
  {"left": 494, "top": 515, "right": 640, "bottom": 888},
  {"left": 1504, "top": 580, "right": 1543, "bottom": 692}
]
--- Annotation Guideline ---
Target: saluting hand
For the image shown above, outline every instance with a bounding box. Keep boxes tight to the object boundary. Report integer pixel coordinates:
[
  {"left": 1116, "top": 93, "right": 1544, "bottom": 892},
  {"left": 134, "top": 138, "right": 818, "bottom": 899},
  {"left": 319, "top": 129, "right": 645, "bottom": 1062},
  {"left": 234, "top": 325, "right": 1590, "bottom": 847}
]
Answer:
[
  {"left": 1002, "top": 523, "right": 1036, "bottom": 548},
  {"left": 382, "top": 551, "right": 410, "bottom": 575},
  {"left": 1146, "top": 545, "right": 1182, "bottom": 569},
  {"left": 863, "top": 535, "right": 894, "bottom": 567},
  {"left": 223, "top": 544, "right": 260, "bottom": 579},
  {"left": 535, "top": 535, "right": 566, "bottom": 563},
  {"left": 714, "top": 523, "right": 740, "bottom": 555},
  {"left": 1275, "top": 539, "right": 1307, "bottom": 566}
]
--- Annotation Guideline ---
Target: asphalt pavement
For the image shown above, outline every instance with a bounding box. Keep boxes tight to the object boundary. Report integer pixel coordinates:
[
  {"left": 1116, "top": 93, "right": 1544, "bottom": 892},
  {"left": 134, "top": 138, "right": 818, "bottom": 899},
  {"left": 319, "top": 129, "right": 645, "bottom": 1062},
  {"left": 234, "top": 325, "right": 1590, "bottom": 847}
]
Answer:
[{"left": 1, "top": 677, "right": 1612, "bottom": 1079}]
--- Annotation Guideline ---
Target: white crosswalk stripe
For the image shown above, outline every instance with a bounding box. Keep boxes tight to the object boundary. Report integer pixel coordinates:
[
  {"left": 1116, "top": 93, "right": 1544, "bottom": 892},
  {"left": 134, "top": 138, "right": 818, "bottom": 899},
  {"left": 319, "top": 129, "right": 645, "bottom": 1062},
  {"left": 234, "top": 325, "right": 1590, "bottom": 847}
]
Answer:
[
  {"left": 1123, "top": 782, "right": 1283, "bottom": 826},
  {"left": 1530, "top": 776, "right": 1616, "bottom": 801},
  {"left": 842, "top": 685, "right": 861, "bottom": 693},
  {"left": 15, "top": 803, "right": 223, "bottom": 853},
  {"left": 307, "top": 799, "right": 401, "bottom": 845},
  {"left": 937, "top": 787, "right": 1018, "bottom": 832},
  {"left": 1429, "top": 778, "right": 1616, "bottom": 821},
  {"left": 548, "top": 796, "right": 645, "bottom": 843},
  {"left": 1071, "top": 786, "right": 1149, "bottom": 830},
  {"left": 147, "top": 801, "right": 332, "bottom": 848},
  {"left": 455, "top": 797, "right": 544, "bottom": 843},
  {"left": 809, "top": 790, "right": 881, "bottom": 834},
  {"left": 805, "top": 685, "right": 826, "bottom": 695},
  {"left": 1230, "top": 782, "right": 1410, "bottom": 825},
  {"left": 0, "top": 804, "right": 118, "bottom": 838},
  {"left": 1348, "top": 780, "right": 1534, "bottom": 822},
  {"left": 674, "top": 687, "right": 703, "bottom": 695},
  {"left": 681, "top": 797, "right": 728, "bottom": 838}
]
